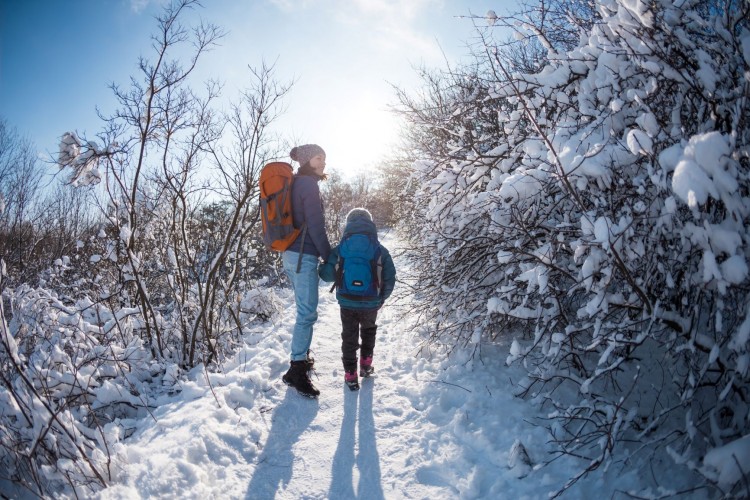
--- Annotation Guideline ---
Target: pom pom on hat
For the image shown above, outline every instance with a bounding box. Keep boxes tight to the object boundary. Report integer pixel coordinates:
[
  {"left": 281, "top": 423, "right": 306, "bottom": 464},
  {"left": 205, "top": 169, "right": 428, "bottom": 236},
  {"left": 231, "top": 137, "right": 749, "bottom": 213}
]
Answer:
[{"left": 290, "top": 144, "right": 325, "bottom": 166}]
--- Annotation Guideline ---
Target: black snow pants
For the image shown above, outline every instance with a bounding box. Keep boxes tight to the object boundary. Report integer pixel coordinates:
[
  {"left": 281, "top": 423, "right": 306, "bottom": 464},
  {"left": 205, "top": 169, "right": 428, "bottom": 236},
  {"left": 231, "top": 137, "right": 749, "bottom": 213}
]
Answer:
[{"left": 340, "top": 308, "right": 378, "bottom": 373}]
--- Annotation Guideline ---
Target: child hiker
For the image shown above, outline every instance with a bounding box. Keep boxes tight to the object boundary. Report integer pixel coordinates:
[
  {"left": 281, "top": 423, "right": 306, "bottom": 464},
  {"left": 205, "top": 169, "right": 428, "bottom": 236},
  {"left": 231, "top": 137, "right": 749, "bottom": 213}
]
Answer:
[{"left": 319, "top": 208, "right": 396, "bottom": 391}]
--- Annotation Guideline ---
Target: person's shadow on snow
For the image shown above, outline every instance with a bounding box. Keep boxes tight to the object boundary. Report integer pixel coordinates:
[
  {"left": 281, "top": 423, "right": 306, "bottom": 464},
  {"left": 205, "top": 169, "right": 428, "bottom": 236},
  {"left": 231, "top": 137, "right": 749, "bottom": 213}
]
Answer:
[
  {"left": 357, "top": 382, "right": 384, "bottom": 499},
  {"left": 328, "top": 387, "right": 358, "bottom": 499},
  {"left": 328, "top": 382, "right": 384, "bottom": 500},
  {"left": 245, "top": 390, "right": 319, "bottom": 499}
]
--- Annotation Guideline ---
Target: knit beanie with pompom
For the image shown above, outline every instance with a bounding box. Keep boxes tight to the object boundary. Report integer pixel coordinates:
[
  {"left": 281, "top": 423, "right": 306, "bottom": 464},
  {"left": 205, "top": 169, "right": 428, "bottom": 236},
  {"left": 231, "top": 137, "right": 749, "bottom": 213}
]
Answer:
[{"left": 290, "top": 144, "right": 325, "bottom": 167}]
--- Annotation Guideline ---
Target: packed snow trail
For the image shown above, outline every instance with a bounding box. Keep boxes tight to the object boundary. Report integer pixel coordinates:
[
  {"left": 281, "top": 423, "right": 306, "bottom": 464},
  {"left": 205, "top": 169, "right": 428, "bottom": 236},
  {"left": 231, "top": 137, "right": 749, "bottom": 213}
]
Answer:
[
  {"left": 92, "top": 236, "right": 680, "bottom": 500},
  {"left": 240, "top": 293, "right": 446, "bottom": 499},
  {"left": 88, "top": 291, "right": 408, "bottom": 497},
  {"left": 95, "top": 287, "right": 486, "bottom": 499}
]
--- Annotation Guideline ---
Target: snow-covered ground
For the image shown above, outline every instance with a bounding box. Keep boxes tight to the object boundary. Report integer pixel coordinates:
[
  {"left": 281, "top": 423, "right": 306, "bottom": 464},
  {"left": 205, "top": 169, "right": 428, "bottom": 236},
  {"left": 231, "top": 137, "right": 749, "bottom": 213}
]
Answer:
[{"left": 89, "top": 236, "right": 705, "bottom": 499}]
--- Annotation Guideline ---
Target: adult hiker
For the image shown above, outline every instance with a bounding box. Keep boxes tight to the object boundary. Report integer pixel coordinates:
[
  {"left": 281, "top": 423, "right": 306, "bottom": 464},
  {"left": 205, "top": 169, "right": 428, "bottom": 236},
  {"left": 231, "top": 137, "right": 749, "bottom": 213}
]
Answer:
[{"left": 281, "top": 144, "right": 331, "bottom": 399}]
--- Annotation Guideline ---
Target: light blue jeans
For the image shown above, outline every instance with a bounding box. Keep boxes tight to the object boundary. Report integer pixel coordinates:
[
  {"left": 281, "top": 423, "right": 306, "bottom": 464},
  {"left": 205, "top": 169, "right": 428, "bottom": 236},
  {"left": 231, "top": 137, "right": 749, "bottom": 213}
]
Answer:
[{"left": 282, "top": 251, "right": 320, "bottom": 362}]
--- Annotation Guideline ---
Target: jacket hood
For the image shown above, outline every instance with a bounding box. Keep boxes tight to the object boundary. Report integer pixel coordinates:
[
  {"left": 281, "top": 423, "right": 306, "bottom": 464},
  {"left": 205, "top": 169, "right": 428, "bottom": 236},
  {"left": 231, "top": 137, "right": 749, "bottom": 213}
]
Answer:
[{"left": 343, "top": 216, "right": 377, "bottom": 238}]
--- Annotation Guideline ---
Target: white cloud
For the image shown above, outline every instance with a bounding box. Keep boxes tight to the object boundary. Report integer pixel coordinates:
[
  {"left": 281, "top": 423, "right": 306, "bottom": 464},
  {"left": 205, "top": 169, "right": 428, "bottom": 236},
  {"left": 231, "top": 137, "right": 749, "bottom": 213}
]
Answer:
[
  {"left": 267, "top": 0, "right": 315, "bottom": 12},
  {"left": 129, "top": 0, "right": 170, "bottom": 14},
  {"left": 349, "top": 0, "right": 444, "bottom": 48},
  {"left": 269, "top": 0, "right": 446, "bottom": 62},
  {"left": 129, "top": 0, "right": 150, "bottom": 13},
  {"left": 351, "top": 0, "right": 436, "bottom": 18}
]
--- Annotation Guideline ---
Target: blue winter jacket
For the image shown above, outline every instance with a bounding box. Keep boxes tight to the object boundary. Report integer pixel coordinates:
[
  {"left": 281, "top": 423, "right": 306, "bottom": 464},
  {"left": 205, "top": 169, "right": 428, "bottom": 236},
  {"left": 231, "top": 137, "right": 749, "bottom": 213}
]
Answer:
[
  {"left": 286, "top": 174, "right": 331, "bottom": 261},
  {"left": 318, "top": 216, "right": 396, "bottom": 310}
]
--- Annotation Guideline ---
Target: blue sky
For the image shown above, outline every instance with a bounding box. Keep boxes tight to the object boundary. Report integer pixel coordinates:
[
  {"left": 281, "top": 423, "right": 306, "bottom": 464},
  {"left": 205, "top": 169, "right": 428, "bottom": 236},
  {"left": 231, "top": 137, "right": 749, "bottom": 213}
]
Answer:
[{"left": 1, "top": 0, "right": 511, "bottom": 178}]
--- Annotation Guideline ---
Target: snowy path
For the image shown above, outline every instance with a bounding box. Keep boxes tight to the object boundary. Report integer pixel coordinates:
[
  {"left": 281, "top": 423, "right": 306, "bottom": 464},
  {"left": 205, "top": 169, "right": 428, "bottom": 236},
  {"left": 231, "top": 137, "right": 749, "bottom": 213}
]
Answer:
[
  {"left": 241, "top": 292, "right": 459, "bottom": 499},
  {"left": 96, "top": 287, "right": 481, "bottom": 500},
  {"left": 93, "top": 239, "right": 653, "bottom": 500}
]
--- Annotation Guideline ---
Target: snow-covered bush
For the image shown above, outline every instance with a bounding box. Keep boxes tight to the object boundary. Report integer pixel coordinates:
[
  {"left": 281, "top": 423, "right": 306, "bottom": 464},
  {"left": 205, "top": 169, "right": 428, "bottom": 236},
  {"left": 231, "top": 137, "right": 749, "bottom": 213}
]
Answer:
[
  {"left": 239, "top": 284, "right": 284, "bottom": 323},
  {"left": 0, "top": 223, "right": 284, "bottom": 497},
  {"left": 0, "top": 1, "right": 290, "bottom": 496},
  {"left": 397, "top": 0, "right": 749, "bottom": 495},
  {"left": 0, "top": 279, "right": 159, "bottom": 496}
]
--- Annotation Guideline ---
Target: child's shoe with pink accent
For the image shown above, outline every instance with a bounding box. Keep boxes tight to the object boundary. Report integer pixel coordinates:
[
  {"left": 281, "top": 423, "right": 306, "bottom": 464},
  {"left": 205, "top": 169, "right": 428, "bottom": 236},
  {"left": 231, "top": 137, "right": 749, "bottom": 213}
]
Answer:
[
  {"left": 359, "top": 356, "right": 374, "bottom": 377},
  {"left": 344, "top": 370, "right": 359, "bottom": 391}
]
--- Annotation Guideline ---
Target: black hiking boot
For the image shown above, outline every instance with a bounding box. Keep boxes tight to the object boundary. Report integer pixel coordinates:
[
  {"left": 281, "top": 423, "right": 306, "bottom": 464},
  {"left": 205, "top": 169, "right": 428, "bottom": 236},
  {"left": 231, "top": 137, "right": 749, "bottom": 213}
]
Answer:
[{"left": 282, "top": 360, "right": 320, "bottom": 399}]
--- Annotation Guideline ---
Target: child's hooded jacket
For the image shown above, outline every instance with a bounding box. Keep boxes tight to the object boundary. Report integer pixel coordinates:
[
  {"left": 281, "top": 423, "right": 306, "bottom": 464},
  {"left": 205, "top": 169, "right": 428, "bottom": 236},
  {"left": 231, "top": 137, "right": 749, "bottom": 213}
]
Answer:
[{"left": 319, "top": 211, "right": 396, "bottom": 310}]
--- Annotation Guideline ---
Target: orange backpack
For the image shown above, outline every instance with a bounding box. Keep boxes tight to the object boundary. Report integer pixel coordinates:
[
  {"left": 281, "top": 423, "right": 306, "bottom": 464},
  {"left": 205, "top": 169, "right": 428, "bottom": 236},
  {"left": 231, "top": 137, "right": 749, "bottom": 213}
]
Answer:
[{"left": 259, "top": 162, "right": 305, "bottom": 252}]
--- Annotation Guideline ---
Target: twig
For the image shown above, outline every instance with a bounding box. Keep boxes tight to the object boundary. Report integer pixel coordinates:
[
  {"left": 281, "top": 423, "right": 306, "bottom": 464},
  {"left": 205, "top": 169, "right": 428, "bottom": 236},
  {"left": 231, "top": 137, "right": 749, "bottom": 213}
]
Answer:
[{"left": 421, "top": 379, "right": 472, "bottom": 393}]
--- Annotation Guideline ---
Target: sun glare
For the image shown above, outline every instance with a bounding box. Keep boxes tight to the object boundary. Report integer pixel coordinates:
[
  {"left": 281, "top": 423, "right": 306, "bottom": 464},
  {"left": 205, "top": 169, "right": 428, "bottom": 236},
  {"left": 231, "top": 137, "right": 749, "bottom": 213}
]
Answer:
[{"left": 326, "top": 95, "right": 399, "bottom": 178}]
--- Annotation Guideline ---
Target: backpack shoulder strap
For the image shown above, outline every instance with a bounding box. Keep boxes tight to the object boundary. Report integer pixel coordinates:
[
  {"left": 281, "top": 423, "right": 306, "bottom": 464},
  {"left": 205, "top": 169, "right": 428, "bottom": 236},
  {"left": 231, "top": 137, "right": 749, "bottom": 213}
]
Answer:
[{"left": 295, "top": 222, "right": 307, "bottom": 273}]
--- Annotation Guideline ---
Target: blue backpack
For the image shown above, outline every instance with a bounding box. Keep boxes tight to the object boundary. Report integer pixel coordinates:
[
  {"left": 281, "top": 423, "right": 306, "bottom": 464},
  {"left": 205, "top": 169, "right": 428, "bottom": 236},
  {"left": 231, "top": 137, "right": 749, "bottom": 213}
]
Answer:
[{"left": 333, "top": 233, "right": 383, "bottom": 300}]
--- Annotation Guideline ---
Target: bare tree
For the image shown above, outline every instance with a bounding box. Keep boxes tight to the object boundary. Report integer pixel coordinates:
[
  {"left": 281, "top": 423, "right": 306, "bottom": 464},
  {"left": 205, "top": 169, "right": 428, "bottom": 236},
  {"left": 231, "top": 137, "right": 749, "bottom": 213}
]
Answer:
[
  {"left": 57, "top": 0, "right": 227, "bottom": 362},
  {"left": 0, "top": 119, "right": 45, "bottom": 282},
  {"left": 321, "top": 169, "right": 354, "bottom": 242},
  {"left": 55, "top": 2, "right": 292, "bottom": 369}
]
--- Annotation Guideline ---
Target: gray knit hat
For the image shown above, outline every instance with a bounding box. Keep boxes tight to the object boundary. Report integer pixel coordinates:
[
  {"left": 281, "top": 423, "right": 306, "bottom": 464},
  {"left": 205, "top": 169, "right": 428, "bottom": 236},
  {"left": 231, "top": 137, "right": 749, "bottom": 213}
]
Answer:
[
  {"left": 346, "top": 208, "right": 372, "bottom": 223},
  {"left": 290, "top": 144, "right": 325, "bottom": 167}
]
